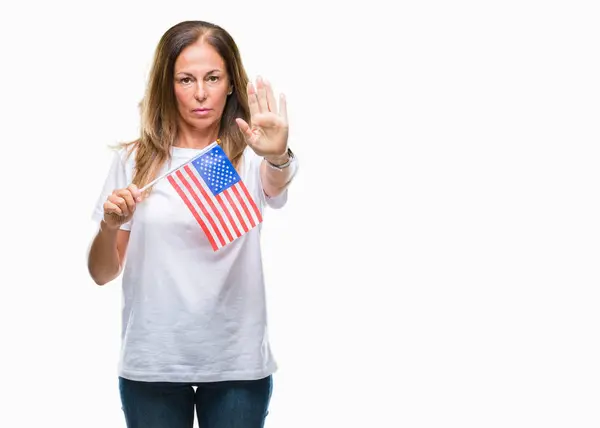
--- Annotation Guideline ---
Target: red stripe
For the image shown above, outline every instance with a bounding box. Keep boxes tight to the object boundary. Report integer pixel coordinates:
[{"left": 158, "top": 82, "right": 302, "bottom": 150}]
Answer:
[
  {"left": 224, "top": 189, "right": 249, "bottom": 233},
  {"left": 231, "top": 184, "right": 255, "bottom": 228},
  {"left": 216, "top": 194, "right": 241, "bottom": 238},
  {"left": 176, "top": 170, "right": 226, "bottom": 248},
  {"left": 168, "top": 175, "right": 218, "bottom": 251},
  {"left": 184, "top": 165, "right": 234, "bottom": 242},
  {"left": 238, "top": 180, "right": 262, "bottom": 223}
]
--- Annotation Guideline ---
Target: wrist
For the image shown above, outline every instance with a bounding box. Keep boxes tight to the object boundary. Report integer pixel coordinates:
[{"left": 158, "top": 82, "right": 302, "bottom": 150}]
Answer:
[
  {"left": 264, "top": 152, "right": 290, "bottom": 166},
  {"left": 100, "top": 219, "right": 121, "bottom": 233}
]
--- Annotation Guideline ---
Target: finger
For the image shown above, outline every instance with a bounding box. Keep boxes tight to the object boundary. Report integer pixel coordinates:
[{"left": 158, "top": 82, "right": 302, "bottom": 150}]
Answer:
[
  {"left": 128, "top": 184, "right": 142, "bottom": 202},
  {"left": 103, "top": 201, "right": 123, "bottom": 217},
  {"left": 256, "top": 76, "right": 269, "bottom": 112},
  {"left": 116, "top": 189, "right": 136, "bottom": 213},
  {"left": 247, "top": 81, "right": 260, "bottom": 117},
  {"left": 279, "top": 93, "right": 288, "bottom": 123},
  {"left": 264, "top": 79, "right": 278, "bottom": 114},
  {"left": 236, "top": 118, "right": 261, "bottom": 152},
  {"left": 108, "top": 194, "right": 130, "bottom": 217},
  {"left": 235, "top": 117, "right": 252, "bottom": 139}
]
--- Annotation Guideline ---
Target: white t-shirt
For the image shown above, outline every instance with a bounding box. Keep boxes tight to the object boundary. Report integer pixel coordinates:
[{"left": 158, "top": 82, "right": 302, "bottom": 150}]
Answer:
[{"left": 91, "top": 144, "right": 296, "bottom": 383}]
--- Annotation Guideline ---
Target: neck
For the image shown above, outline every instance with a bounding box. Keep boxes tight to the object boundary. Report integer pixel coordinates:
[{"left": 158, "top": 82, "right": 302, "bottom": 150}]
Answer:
[{"left": 174, "top": 119, "right": 220, "bottom": 149}]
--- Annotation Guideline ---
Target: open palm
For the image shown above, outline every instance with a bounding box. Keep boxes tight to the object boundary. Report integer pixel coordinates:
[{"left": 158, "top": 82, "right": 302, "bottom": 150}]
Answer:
[{"left": 236, "top": 76, "right": 289, "bottom": 159}]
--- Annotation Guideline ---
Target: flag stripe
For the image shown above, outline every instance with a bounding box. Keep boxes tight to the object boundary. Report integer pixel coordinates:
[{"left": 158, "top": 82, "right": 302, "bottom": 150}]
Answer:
[
  {"left": 175, "top": 172, "right": 227, "bottom": 249},
  {"left": 223, "top": 188, "right": 249, "bottom": 233},
  {"left": 184, "top": 165, "right": 234, "bottom": 242},
  {"left": 233, "top": 183, "right": 260, "bottom": 226},
  {"left": 239, "top": 180, "right": 263, "bottom": 223},
  {"left": 215, "top": 194, "right": 242, "bottom": 238},
  {"left": 178, "top": 168, "right": 231, "bottom": 247},
  {"left": 231, "top": 184, "right": 256, "bottom": 228},
  {"left": 185, "top": 167, "right": 238, "bottom": 244},
  {"left": 176, "top": 170, "right": 227, "bottom": 247},
  {"left": 168, "top": 175, "right": 218, "bottom": 251},
  {"left": 189, "top": 167, "right": 241, "bottom": 244}
]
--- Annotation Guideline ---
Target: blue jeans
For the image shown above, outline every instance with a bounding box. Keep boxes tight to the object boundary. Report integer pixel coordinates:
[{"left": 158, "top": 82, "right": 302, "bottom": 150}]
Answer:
[{"left": 118, "top": 375, "right": 273, "bottom": 428}]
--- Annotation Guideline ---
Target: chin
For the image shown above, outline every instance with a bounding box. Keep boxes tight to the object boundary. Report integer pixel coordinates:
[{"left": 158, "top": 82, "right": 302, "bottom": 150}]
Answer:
[{"left": 189, "top": 116, "right": 218, "bottom": 129}]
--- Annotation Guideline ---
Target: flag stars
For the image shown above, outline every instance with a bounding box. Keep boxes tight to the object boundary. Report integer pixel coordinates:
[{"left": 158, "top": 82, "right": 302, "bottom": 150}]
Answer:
[{"left": 191, "top": 146, "right": 242, "bottom": 195}]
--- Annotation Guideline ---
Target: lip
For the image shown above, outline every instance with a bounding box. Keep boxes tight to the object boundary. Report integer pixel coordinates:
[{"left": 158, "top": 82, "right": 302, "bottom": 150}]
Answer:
[{"left": 191, "top": 108, "right": 211, "bottom": 117}]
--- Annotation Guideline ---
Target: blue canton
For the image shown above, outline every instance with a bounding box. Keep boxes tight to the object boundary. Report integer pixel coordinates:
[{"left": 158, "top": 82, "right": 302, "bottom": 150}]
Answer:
[{"left": 191, "top": 145, "right": 241, "bottom": 195}]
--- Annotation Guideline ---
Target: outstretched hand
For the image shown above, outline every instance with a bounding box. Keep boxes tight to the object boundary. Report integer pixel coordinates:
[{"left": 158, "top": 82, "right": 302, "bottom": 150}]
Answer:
[{"left": 236, "top": 76, "right": 289, "bottom": 160}]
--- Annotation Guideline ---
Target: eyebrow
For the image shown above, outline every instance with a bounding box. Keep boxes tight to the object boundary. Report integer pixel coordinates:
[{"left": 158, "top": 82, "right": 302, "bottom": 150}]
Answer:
[{"left": 175, "top": 69, "right": 223, "bottom": 77}]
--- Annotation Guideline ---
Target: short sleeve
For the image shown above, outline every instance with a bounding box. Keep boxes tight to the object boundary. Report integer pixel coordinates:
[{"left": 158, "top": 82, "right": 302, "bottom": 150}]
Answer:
[{"left": 91, "top": 148, "right": 134, "bottom": 231}]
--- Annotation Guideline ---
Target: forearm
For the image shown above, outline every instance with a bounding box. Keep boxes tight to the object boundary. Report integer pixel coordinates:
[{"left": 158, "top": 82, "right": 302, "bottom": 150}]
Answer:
[
  {"left": 262, "top": 153, "right": 294, "bottom": 197},
  {"left": 87, "top": 221, "right": 123, "bottom": 285}
]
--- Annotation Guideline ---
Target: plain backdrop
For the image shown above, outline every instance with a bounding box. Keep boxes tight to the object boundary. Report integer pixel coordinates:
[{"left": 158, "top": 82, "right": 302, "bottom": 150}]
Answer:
[{"left": 0, "top": 0, "right": 598, "bottom": 427}]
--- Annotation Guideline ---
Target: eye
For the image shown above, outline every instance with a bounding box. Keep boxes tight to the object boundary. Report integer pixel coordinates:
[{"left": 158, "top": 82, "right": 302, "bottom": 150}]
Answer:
[
  {"left": 180, "top": 77, "right": 193, "bottom": 84},
  {"left": 207, "top": 75, "right": 219, "bottom": 82}
]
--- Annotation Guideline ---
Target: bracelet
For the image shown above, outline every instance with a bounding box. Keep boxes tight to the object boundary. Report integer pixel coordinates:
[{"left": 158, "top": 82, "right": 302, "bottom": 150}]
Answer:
[{"left": 266, "top": 148, "right": 295, "bottom": 170}]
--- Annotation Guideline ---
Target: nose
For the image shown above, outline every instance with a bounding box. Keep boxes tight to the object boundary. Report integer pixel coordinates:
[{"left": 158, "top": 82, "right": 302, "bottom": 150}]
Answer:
[{"left": 195, "top": 82, "right": 208, "bottom": 102}]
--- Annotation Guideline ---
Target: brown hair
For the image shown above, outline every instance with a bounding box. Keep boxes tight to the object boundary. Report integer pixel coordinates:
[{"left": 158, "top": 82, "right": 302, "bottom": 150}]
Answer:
[{"left": 121, "top": 20, "right": 251, "bottom": 191}]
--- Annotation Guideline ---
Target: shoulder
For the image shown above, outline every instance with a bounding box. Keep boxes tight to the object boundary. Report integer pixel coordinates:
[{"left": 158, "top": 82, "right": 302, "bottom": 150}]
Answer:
[
  {"left": 110, "top": 142, "right": 138, "bottom": 171},
  {"left": 98, "top": 142, "right": 138, "bottom": 188}
]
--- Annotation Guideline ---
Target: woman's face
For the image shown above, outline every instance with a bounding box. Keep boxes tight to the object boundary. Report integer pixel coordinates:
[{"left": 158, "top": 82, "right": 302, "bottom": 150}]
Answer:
[{"left": 173, "top": 40, "right": 231, "bottom": 131}]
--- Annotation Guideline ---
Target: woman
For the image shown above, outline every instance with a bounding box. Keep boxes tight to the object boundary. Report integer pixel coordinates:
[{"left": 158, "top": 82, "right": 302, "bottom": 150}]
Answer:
[{"left": 87, "top": 20, "right": 298, "bottom": 428}]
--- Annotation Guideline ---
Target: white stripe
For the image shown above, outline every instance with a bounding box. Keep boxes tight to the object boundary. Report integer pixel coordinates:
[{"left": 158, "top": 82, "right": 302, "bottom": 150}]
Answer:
[
  {"left": 174, "top": 171, "right": 224, "bottom": 248},
  {"left": 218, "top": 188, "right": 246, "bottom": 235},
  {"left": 183, "top": 167, "right": 234, "bottom": 244},
  {"left": 233, "top": 183, "right": 261, "bottom": 226},
  {"left": 224, "top": 187, "right": 253, "bottom": 231}
]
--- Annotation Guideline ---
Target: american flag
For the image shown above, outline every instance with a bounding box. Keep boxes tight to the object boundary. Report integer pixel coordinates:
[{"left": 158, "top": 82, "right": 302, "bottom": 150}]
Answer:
[{"left": 167, "top": 143, "right": 262, "bottom": 251}]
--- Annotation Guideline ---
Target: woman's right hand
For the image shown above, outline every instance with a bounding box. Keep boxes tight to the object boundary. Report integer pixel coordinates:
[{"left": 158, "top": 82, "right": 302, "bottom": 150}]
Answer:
[{"left": 102, "top": 184, "right": 143, "bottom": 230}]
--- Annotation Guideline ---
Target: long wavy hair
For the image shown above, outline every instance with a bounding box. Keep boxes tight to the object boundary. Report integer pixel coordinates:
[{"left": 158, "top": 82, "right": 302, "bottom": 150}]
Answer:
[{"left": 121, "top": 20, "right": 251, "bottom": 191}]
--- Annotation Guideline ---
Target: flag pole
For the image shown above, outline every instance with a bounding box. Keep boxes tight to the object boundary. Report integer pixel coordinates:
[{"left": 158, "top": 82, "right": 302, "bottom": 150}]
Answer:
[{"left": 139, "top": 141, "right": 218, "bottom": 192}]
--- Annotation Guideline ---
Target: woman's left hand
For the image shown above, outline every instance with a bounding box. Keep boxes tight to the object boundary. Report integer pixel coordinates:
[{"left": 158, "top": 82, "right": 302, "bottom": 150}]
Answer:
[{"left": 236, "top": 76, "right": 289, "bottom": 161}]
